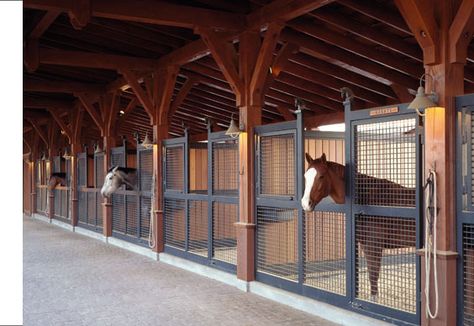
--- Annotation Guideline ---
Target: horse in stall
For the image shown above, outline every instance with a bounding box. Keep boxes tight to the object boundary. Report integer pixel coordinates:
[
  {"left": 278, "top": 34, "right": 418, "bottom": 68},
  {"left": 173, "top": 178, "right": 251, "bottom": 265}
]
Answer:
[
  {"left": 302, "top": 153, "right": 415, "bottom": 301},
  {"left": 48, "top": 173, "right": 67, "bottom": 192},
  {"left": 100, "top": 166, "right": 137, "bottom": 198}
]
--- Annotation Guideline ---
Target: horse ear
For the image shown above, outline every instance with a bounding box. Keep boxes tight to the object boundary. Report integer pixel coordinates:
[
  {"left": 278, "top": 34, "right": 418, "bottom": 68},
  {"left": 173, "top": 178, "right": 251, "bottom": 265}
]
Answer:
[
  {"left": 321, "top": 153, "right": 327, "bottom": 163},
  {"left": 112, "top": 166, "right": 119, "bottom": 173},
  {"left": 305, "top": 153, "right": 314, "bottom": 164}
]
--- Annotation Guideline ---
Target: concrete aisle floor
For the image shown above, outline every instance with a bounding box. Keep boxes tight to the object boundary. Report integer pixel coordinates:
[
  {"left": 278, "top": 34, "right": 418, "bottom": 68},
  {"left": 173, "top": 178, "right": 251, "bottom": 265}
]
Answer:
[{"left": 24, "top": 217, "right": 338, "bottom": 326}]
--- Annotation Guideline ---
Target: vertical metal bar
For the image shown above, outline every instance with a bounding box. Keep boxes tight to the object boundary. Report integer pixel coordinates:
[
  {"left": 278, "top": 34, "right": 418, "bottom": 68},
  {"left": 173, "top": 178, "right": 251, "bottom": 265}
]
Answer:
[
  {"left": 137, "top": 146, "right": 141, "bottom": 240},
  {"left": 344, "top": 96, "right": 354, "bottom": 303},
  {"left": 207, "top": 124, "right": 213, "bottom": 260},
  {"left": 184, "top": 129, "right": 189, "bottom": 252},
  {"left": 415, "top": 112, "right": 422, "bottom": 323},
  {"left": 295, "top": 109, "right": 304, "bottom": 286}
]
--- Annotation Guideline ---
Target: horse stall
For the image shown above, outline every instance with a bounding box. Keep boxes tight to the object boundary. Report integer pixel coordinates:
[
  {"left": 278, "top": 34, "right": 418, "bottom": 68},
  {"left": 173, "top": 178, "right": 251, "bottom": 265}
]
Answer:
[
  {"left": 109, "top": 140, "right": 153, "bottom": 246},
  {"left": 52, "top": 156, "right": 71, "bottom": 222},
  {"left": 456, "top": 94, "right": 474, "bottom": 325},
  {"left": 35, "top": 159, "right": 49, "bottom": 216},
  {"left": 76, "top": 149, "right": 103, "bottom": 232},
  {"left": 254, "top": 104, "right": 421, "bottom": 325},
  {"left": 163, "top": 128, "right": 239, "bottom": 272}
]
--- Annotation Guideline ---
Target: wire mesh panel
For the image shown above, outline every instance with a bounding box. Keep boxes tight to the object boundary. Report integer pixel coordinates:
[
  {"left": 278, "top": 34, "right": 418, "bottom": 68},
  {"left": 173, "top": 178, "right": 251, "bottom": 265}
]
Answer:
[
  {"left": 304, "top": 211, "right": 346, "bottom": 295},
  {"left": 464, "top": 225, "right": 474, "bottom": 325},
  {"left": 212, "top": 140, "right": 238, "bottom": 196},
  {"left": 94, "top": 153, "right": 105, "bottom": 188},
  {"left": 188, "top": 200, "right": 208, "bottom": 257},
  {"left": 212, "top": 202, "right": 237, "bottom": 265},
  {"left": 111, "top": 194, "right": 126, "bottom": 234},
  {"left": 256, "top": 206, "right": 298, "bottom": 281},
  {"left": 111, "top": 149, "right": 125, "bottom": 167},
  {"left": 140, "top": 196, "right": 151, "bottom": 240},
  {"left": 164, "top": 198, "right": 186, "bottom": 249},
  {"left": 354, "top": 118, "right": 417, "bottom": 207},
  {"left": 355, "top": 215, "right": 416, "bottom": 313},
  {"left": 165, "top": 146, "right": 184, "bottom": 191},
  {"left": 259, "top": 134, "right": 295, "bottom": 196}
]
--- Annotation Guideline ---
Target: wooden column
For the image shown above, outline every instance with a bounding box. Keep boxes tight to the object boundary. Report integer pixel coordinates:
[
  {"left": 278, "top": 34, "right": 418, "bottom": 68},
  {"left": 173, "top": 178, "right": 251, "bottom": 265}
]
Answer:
[
  {"left": 30, "top": 159, "right": 37, "bottom": 215},
  {"left": 102, "top": 135, "right": 116, "bottom": 237},
  {"left": 152, "top": 124, "right": 168, "bottom": 253},
  {"left": 70, "top": 142, "right": 80, "bottom": 226},
  {"left": 396, "top": 1, "right": 470, "bottom": 324}
]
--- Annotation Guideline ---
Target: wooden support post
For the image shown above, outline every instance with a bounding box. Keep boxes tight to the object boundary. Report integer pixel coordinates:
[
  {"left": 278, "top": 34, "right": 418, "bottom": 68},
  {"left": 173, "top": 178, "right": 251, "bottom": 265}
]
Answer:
[
  {"left": 152, "top": 124, "right": 168, "bottom": 253},
  {"left": 396, "top": 1, "right": 465, "bottom": 325},
  {"left": 69, "top": 142, "right": 80, "bottom": 227},
  {"left": 102, "top": 135, "right": 116, "bottom": 237}
]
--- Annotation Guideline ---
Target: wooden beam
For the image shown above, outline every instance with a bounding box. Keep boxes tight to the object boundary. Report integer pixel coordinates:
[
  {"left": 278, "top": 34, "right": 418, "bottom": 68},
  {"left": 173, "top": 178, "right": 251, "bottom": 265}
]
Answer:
[
  {"left": 120, "top": 69, "right": 155, "bottom": 120},
  {"left": 198, "top": 28, "right": 242, "bottom": 96},
  {"left": 24, "top": 39, "right": 39, "bottom": 73},
  {"left": 395, "top": 0, "right": 439, "bottom": 64},
  {"left": 77, "top": 94, "right": 104, "bottom": 135},
  {"left": 271, "top": 42, "right": 299, "bottom": 77},
  {"left": 24, "top": 78, "right": 104, "bottom": 94},
  {"left": 72, "top": 105, "right": 84, "bottom": 143},
  {"left": 390, "top": 83, "right": 413, "bottom": 103},
  {"left": 275, "top": 105, "right": 294, "bottom": 121},
  {"left": 68, "top": 0, "right": 91, "bottom": 29},
  {"left": 29, "top": 11, "right": 60, "bottom": 39},
  {"left": 168, "top": 77, "right": 197, "bottom": 122},
  {"left": 24, "top": 0, "right": 245, "bottom": 30},
  {"left": 250, "top": 22, "right": 284, "bottom": 105},
  {"left": 27, "top": 119, "right": 49, "bottom": 147},
  {"left": 48, "top": 108, "right": 72, "bottom": 141},
  {"left": 304, "top": 110, "right": 344, "bottom": 128},
  {"left": 311, "top": 10, "right": 422, "bottom": 61},
  {"left": 39, "top": 47, "right": 159, "bottom": 71},
  {"left": 246, "top": 0, "right": 336, "bottom": 29},
  {"left": 449, "top": 0, "right": 474, "bottom": 63},
  {"left": 24, "top": 97, "right": 71, "bottom": 110}
]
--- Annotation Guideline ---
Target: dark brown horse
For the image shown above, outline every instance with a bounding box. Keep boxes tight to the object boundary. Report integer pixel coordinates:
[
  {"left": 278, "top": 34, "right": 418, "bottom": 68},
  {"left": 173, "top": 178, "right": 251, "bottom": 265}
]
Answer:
[
  {"left": 48, "top": 173, "right": 66, "bottom": 192},
  {"left": 303, "top": 153, "right": 415, "bottom": 300}
]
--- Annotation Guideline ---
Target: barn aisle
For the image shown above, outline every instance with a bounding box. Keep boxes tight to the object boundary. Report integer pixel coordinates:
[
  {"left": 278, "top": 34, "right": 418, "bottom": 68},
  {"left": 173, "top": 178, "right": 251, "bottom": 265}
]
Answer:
[{"left": 23, "top": 217, "right": 337, "bottom": 326}]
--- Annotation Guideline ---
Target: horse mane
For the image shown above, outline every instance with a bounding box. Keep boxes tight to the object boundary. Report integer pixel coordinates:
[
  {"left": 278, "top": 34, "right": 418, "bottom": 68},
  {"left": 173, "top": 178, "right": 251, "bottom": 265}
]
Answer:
[
  {"left": 327, "top": 161, "right": 345, "bottom": 178},
  {"left": 107, "top": 166, "right": 137, "bottom": 174},
  {"left": 50, "top": 172, "right": 66, "bottom": 179}
]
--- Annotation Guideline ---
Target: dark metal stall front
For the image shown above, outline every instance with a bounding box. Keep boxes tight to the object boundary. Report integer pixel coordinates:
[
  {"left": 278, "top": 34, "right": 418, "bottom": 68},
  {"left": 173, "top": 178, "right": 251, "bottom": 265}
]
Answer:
[
  {"left": 456, "top": 93, "right": 474, "bottom": 326},
  {"left": 77, "top": 150, "right": 103, "bottom": 232},
  {"left": 35, "top": 159, "right": 48, "bottom": 215},
  {"left": 53, "top": 156, "right": 71, "bottom": 223},
  {"left": 163, "top": 128, "right": 239, "bottom": 273},
  {"left": 110, "top": 141, "right": 153, "bottom": 247},
  {"left": 254, "top": 105, "right": 421, "bottom": 325}
]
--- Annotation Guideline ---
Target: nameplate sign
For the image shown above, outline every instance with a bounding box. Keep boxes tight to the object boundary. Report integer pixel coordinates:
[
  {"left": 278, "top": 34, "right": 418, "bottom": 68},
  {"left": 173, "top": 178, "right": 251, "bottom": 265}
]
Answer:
[{"left": 369, "top": 106, "right": 399, "bottom": 116}]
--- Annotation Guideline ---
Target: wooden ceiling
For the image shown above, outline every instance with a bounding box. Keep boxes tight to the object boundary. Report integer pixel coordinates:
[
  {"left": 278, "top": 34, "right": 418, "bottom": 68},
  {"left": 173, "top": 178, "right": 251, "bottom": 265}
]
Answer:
[{"left": 23, "top": 0, "right": 474, "bottom": 153}]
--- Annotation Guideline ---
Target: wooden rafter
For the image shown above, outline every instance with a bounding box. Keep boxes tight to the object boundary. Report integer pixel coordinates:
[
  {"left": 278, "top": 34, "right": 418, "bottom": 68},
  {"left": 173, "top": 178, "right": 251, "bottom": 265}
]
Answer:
[
  {"left": 394, "top": 0, "right": 439, "bottom": 64},
  {"left": 271, "top": 42, "right": 299, "bottom": 78},
  {"left": 24, "top": 0, "right": 246, "bottom": 30},
  {"left": 27, "top": 119, "right": 49, "bottom": 147},
  {"left": 168, "top": 77, "right": 198, "bottom": 123},
  {"left": 69, "top": 0, "right": 91, "bottom": 29},
  {"left": 121, "top": 69, "right": 155, "bottom": 120},
  {"left": 449, "top": 0, "right": 474, "bottom": 63},
  {"left": 48, "top": 108, "right": 72, "bottom": 141},
  {"left": 77, "top": 93, "right": 104, "bottom": 135},
  {"left": 24, "top": 97, "right": 71, "bottom": 110},
  {"left": 29, "top": 10, "right": 60, "bottom": 39},
  {"left": 156, "top": 66, "right": 180, "bottom": 125},
  {"left": 24, "top": 78, "right": 104, "bottom": 94}
]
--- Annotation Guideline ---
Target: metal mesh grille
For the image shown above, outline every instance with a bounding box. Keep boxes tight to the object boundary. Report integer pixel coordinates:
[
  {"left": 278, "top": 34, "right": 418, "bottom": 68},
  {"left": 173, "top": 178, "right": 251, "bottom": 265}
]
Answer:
[
  {"left": 471, "top": 114, "right": 474, "bottom": 205},
  {"left": 188, "top": 200, "right": 208, "bottom": 257},
  {"left": 259, "top": 134, "right": 295, "bottom": 196},
  {"left": 139, "top": 149, "right": 153, "bottom": 191},
  {"left": 96, "top": 193, "right": 103, "bottom": 227},
  {"left": 164, "top": 198, "right": 186, "bottom": 249},
  {"left": 125, "top": 195, "right": 138, "bottom": 236},
  {"left": 304, "top": 211, "right": 346, "bottom": 295},
  {"left": 36, "top": 186, "right": 47, "bottom": 213},
  {"left": 95, "top": 154, "right": 105, "bottom": 188},
  {"left": 190, "top": 143, "right": 208, "bottom": 194},
  {"left": 140, "top": 196, "right": 151, "bottom": 239},
  {"left": 212, "top": 202, "right": 237, "bottom": 265},
  {"left": 111, "top": 151, "right": 125, "bottom": 167},
  {"left": 212, "top": 140, "right": 238, "bottom": 196},
  {"left": 355, "top": 215, "right": 416, "bottom": 313},
  {"left": 78, "top": 154, "right": 86, "bottom": 187},
  {"left": 87, "top": 192, "right": 96, "bottom": 224},
  {"left": 256, "top": 206, "right": 298, "bottom": 281},
  {"left": 354, "top": 119, "right": 416, "bottom": 207},
  {"left": 54, "top": 189, "right": 69, "bottom": 220},
  {"left": 78, "top": 190, "right": 87, "bottom": 223},
  {"left": 464, "top": 224, "right": 474, "bottom": 324},
  {"left": 53, "top": 157, "right": 61, "bottom": 173},
  {"left": 165, "top": 146, "right": 184, "bottom": 191},
  {"left": 111, "top": 194, "right": 125, "bottom": 234}
]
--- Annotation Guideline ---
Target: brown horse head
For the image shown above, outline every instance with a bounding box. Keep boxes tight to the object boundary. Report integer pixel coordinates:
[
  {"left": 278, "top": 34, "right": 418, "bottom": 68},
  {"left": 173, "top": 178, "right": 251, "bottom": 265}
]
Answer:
[
  {"left": 48, "top": 173, "right": 66, "bottom": 192},
  {"left": 301, "top": 153, "right": 345, "bottom": 211}
]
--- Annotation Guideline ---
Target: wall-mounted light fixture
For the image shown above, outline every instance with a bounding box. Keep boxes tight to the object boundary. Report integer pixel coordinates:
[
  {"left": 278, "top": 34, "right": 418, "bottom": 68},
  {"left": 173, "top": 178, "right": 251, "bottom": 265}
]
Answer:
[
  {"left": 141, "top": 132, "right": 154, "bottom": 149},
  {"left": 94, "top": 142, "right": 102, "bottom": 154},
  {"left": 41, "top": 151, "right": 47, "bottom": 161},
  {"left": 225, "top": 113, "right": 242, "bottom": 139},
  {"left": 63, "top": 147, "right": 72, "bottom": 160},
  {"left": 408, "top": 73, "right": 439, "bottom": 117}
]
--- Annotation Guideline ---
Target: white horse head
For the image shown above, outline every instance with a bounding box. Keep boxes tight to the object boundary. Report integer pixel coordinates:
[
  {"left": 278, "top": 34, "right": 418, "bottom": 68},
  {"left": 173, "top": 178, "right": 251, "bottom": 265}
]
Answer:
[{"left": 101, "top": 166, "right": 137, "bottom": 198}]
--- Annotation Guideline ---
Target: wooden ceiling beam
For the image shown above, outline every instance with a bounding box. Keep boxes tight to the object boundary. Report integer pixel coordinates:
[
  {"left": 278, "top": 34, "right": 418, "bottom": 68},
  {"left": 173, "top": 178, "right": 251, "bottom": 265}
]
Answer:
[
  {"left": 281, "top": 29, "right": 418, "bottom": 90},
  {"left": 26, "top": 119, "right": 49, "bottom": 147},
  {"left": 155, "top": 66, "right": 180, "bottom": 125},
  {"left": 24, "top": 78, "right": 104, "bottom": 94},
  {"left": 76, "top": 93, "right": 105, "bottom": 135},
  {"left": 29, "top": 10, "right": 60, "bottom": 39},
  {"left": 25, "top": 0, "right": 245, "bottom": 30},
  {"left": 168, "top": 77, "right": 198, "bottom": 123},
  {"left": 394, "top": 0, "right": 439, "bottom": 64},
  {"left": 48, "top": 108, "right": 72, "bottom": 141},
  {"left": 289, "top": 19, "right": 423, "bottom": 78},
  {"left": 24, "top": 96, "right": 72, "bottom": 110},
  {"left": 449, "top": 0, "right": 474, "bottom": 63},
  {"left": 120, "top": 69, "right": 155, "bottom": 120},
  {"left": 304, "top": 111, "right": 344, "bottom": 128},
  {"left": 310, "top": 10, "right": 422, "bottom": 61},
  {"left": 38, "top": 47, "right": 159, "bottom": 71},
  {"left": 339, "top": 0, "right": 411, "bottom": 35},
  {"left": 246, "top": 0, "right": 336, "bottom": 29}
]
